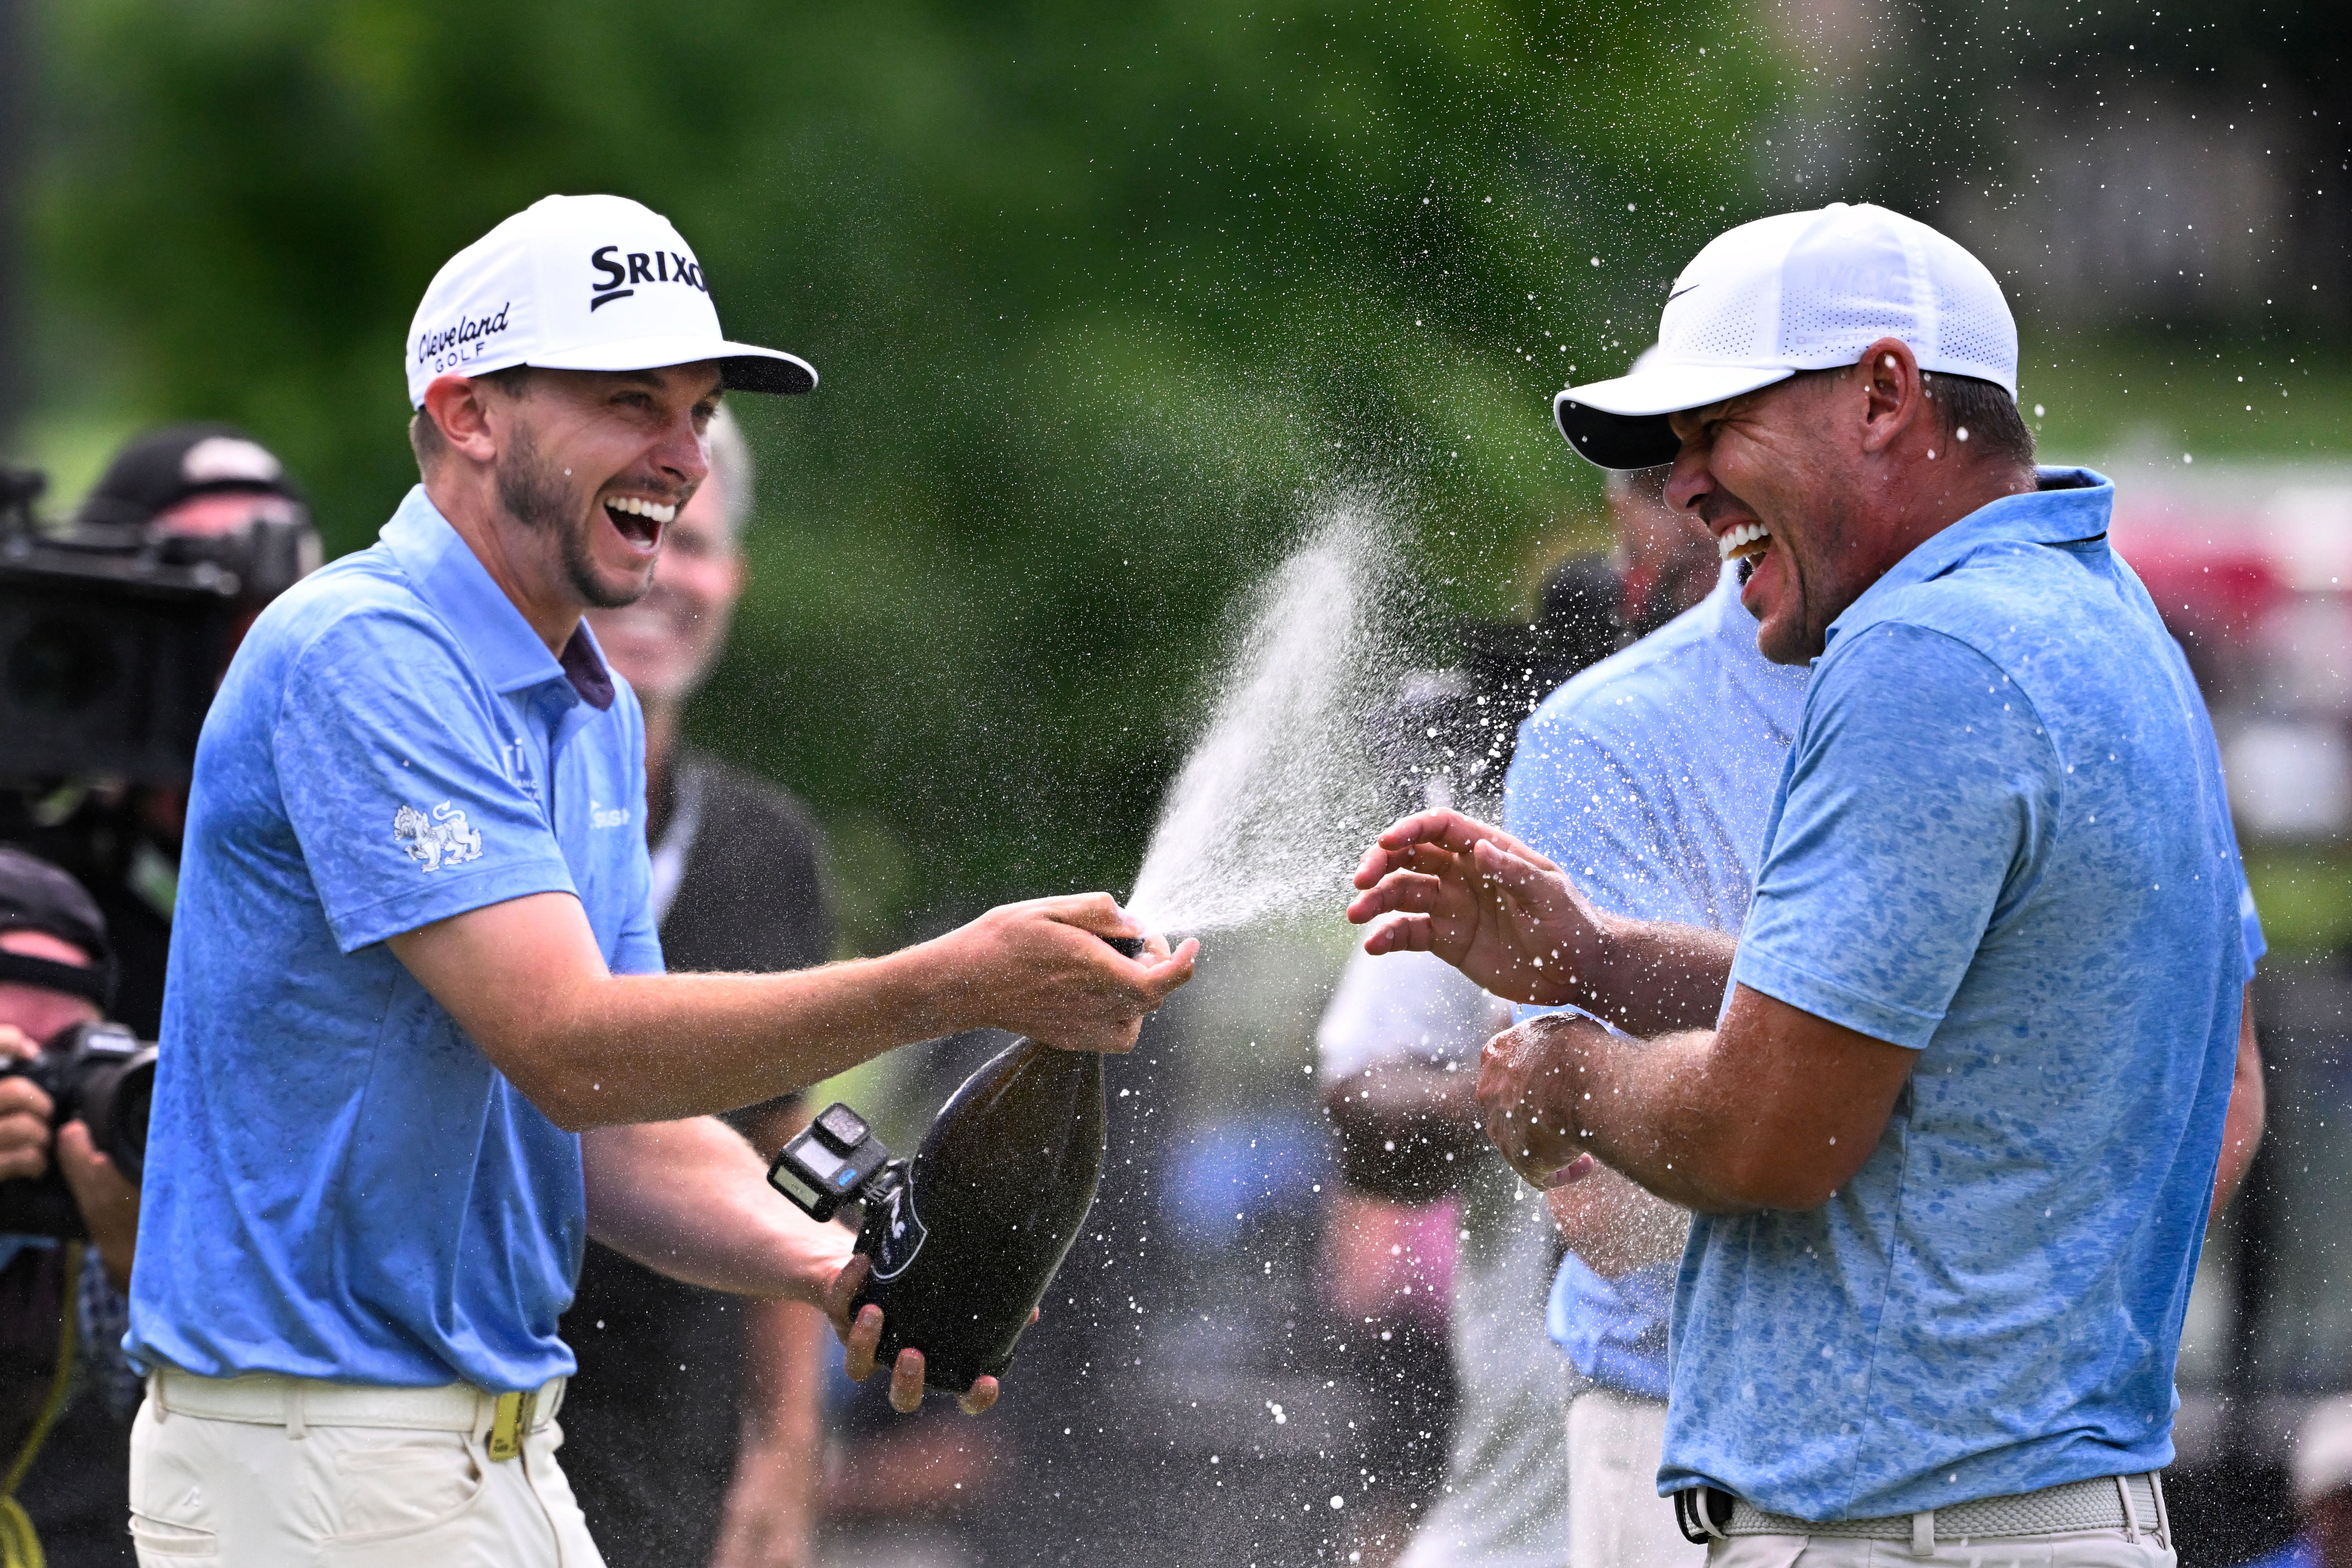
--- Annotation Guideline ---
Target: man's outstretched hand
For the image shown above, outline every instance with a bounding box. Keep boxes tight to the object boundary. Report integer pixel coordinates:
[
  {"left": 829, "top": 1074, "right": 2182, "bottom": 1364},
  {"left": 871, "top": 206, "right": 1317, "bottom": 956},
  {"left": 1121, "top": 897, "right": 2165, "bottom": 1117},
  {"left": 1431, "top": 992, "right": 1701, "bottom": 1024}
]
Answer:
[
  {"left": 1346, "top": 810, "right": 1608, "bottom": 1006},
  {"left": 930, "top": 894, "right": 1199, "bottom": 1055},
  {"left": 825, "top": 1254, "right": 1003, "bottom": 1417}
]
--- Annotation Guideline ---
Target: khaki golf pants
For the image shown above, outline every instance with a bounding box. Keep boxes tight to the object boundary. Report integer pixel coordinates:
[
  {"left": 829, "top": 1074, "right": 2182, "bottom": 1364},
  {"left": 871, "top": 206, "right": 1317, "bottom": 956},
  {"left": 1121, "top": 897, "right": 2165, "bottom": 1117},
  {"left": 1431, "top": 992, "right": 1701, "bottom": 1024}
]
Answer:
[{"left": 127, "top": 1369, "right": 604, "bottom": 1567}]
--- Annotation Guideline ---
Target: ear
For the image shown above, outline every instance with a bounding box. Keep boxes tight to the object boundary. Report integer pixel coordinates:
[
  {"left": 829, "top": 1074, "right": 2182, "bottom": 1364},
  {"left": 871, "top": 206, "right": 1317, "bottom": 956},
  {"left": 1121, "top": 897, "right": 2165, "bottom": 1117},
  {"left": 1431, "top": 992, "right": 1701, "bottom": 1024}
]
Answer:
[
  {"left": 420, "top": 373, "right": 502, "bottom": 465},
  {"left": 1855, "top": 337, "right": 1926, "bottom": 457}
]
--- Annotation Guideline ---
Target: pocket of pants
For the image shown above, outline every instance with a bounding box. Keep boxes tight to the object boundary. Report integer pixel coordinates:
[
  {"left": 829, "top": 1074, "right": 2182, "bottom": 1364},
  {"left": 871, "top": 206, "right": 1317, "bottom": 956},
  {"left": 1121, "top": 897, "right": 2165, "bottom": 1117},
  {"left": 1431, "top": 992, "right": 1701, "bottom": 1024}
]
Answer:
[
  {"left": 324, "top": 1429, "right": 489, "bottom": 1543},
  {"left": 128, "top": 1511, "right": 222, "bottom": 1562}
]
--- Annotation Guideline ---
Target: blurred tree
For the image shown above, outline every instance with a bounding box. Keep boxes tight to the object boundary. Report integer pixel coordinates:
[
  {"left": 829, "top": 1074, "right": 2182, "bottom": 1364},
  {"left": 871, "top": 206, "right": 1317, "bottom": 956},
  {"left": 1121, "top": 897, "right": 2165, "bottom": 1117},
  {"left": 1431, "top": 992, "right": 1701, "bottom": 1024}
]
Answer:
[{"left": 28, "top": 0, "right": 1786, "bottom": 938}]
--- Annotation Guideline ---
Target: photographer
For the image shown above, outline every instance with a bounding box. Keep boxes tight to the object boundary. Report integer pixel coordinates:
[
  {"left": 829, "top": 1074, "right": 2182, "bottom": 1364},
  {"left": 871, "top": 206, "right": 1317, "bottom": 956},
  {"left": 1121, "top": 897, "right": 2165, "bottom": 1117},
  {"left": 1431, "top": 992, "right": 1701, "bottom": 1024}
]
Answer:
[{"left": 0, "top": 847, "right": 142, "bottom": 1567}]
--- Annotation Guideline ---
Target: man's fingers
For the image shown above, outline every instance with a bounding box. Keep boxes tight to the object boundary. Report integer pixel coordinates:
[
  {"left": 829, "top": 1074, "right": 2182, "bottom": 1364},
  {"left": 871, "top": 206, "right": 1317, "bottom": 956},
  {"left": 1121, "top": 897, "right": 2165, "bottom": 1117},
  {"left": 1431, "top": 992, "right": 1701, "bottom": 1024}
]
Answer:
[
  {"left": 0, "top": 1025, "right": 39, "bottom": 1061},
  {"left": 1344, "top": 870, "right": 1449, "bottom": 927},
  {"left": 1136, "top": 940, "right": 1199, "bottom": 1003},
  {"left": 1359, "top": 912, "right": 1434, "bottom": 956},
  {"left": 958, "top": 1375, "right": 1001, "bottom": 1416},
  {"left": 889, "top": 1349, "right": 926, "bottom": 1412},
  {"left": 1541, "top": 1152, "right": 1601, "bottom": 1190},
  {"left": 826, "top": 1254, "right": 872, "bottom": 1332},
  {"left": 843, "top": 1302, "right": 884, "bottom": 1382}
]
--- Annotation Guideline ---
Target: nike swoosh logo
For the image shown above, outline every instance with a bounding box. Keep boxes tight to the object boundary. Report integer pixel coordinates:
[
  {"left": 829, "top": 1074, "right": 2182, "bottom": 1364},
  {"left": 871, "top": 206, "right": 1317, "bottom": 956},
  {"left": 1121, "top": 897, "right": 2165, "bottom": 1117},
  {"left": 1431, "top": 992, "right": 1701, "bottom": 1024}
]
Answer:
[{"left": 1668, "top": 285, "right": 1699, "bottom": 303}]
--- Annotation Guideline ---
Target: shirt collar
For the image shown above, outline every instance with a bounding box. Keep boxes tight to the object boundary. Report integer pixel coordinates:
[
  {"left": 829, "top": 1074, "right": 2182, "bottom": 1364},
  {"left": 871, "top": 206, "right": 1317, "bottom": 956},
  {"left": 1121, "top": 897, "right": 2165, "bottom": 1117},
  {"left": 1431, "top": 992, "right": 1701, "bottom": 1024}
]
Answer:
[
  {"left": 1823, "top": 466, "right": 2113, "bottom": 653},
  {"left": 379, "top": 486, "right": 616, "bottom": 711}
]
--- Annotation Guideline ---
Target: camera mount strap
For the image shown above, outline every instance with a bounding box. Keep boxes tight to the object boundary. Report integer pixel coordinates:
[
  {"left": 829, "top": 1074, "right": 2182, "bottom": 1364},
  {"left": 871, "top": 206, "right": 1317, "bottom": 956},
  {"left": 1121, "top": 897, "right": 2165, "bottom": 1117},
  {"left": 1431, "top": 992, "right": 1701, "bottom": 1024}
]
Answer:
[{"left": 0, "top": 951, "right": 110, "bottom": 1012}]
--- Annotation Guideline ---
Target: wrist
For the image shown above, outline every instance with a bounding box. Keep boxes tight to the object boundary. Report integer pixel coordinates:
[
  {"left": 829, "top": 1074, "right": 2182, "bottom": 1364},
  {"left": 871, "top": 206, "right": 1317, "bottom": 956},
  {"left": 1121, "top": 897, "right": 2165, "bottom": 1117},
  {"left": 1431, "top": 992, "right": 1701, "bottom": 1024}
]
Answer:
[
  {"left": 1563, "top": 910, "right": 1632, "bottom": 1020},
  {"left": 866, "top": 940, "right": 963, "bottom": 1043}
]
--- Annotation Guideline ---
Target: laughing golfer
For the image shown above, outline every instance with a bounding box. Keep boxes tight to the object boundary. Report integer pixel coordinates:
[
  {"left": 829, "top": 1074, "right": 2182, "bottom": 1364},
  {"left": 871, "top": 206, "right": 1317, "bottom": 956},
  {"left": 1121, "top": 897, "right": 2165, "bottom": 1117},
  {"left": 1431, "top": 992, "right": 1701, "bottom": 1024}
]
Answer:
[{"left": 126, "top": 195, "right": 1194, "bottom": 1566}]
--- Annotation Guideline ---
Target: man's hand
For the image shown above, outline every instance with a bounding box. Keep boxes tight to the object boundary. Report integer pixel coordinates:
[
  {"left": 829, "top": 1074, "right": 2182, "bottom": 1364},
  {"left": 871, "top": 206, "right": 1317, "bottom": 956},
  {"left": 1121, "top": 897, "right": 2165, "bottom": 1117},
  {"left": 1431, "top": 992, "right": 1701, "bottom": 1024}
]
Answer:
[
  {"left": 1347, "top": 811, "right": 1599, "bottom": 1006},
  {"left": 0, "top": 1025, "right": 55, "bottom": 1182},
  {"left": 826, "top": 1256, "right": 1003, "bottom": 1417},
  {"left": 56, "top": 1121, "right": 140, "bottom": 1288},
  {"left": 1348, "top": 811, "right": 1739, "bottom": 1036},
  {"left": 924, "top": 894, "right": 1198, "bottom": 1054},
  {"left": 1475, "top": 1014, "right": 1607, "bottom": 1189}
]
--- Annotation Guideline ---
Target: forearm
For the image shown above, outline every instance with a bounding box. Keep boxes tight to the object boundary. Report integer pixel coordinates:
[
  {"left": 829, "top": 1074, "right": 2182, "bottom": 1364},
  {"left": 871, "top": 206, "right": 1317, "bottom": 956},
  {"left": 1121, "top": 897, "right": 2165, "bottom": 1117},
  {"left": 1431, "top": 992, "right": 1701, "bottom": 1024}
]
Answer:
[
  {"left": 1571, "top": 915, "right": 1740, "bottom": 1038},
  {"left": 582, "top": 1118, "right": 849, "bottom": 1304},
  {"left": 1536, "top": 1025, "right": 1764, "bottom": 1212},
  {"left": 523, "top": 949, "right": 954, "bottom": 1128},
  {"left": 1488, "top": 990, "right": 1911, "bottom": 1214}
]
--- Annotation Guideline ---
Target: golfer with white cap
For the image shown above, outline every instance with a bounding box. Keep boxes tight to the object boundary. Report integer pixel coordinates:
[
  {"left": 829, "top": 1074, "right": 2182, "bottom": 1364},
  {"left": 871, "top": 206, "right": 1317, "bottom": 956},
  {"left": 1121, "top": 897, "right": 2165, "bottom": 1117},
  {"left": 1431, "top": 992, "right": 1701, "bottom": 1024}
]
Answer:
[
  {"left": 124, "top": 194, "right": 1195, "bottom": 1566},
  {"left": 1352, "top": 202, "right": 2264, "bottom": 1563}
]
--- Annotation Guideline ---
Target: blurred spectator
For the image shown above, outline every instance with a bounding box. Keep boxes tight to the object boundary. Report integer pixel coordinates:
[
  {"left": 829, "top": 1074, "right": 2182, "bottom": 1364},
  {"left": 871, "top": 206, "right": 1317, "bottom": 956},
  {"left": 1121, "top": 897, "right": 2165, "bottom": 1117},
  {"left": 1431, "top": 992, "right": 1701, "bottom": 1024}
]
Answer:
[
  {"left": 561, "top": 405, "right": 838, "bottom": 1568},
  {"left": 1319, "top": 455, "right": 1719, "bottom": 1568},
  {"left": 2234, "top": 1396, "right": 2352, "bottom": 1568},
  {"left": 0, "top": 848, "right": 143, "bottom": 1567},
  {"left": 0, "top": 423, "right": 318, "bottom": 1037}
]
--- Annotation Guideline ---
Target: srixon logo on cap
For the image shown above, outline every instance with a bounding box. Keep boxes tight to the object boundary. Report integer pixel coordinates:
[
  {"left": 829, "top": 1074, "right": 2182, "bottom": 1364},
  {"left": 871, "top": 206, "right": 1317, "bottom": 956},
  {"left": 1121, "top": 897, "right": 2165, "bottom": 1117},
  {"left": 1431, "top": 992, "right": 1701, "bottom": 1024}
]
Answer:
[
  {"left": 590, "top": 245, "right": 709, "bottom": 312},
  {"left": 415, "top": 303, "right": 512, "bottom": 374}
]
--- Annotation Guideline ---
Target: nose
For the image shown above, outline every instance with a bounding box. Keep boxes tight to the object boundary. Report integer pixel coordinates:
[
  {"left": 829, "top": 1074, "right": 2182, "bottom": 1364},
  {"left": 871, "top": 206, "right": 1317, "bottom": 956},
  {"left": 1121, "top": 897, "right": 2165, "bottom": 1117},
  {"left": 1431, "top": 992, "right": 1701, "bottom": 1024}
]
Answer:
[
  {"left": 1663, "top": 436, "right": 1713, "bottom": 520},
  {"left": 652, "top": 408, "right": 710, "bottom": 493}
]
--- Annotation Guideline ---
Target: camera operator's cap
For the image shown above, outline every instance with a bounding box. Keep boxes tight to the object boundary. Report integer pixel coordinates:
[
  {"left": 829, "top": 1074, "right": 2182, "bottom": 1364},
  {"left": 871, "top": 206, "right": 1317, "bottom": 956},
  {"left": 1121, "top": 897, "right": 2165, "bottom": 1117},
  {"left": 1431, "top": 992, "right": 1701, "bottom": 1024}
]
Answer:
[
  {"left": 405, "top": 193, "right": 816, "bottom": 408},
  {"left": 74, "top": 424, "right": 306, "bottom": 531},
  {"left": 1553, "top": 202, "right": 2019, "bottom": 469},
  {"left": 0, "top": 847, "right": 115, "bottom": 1010}
]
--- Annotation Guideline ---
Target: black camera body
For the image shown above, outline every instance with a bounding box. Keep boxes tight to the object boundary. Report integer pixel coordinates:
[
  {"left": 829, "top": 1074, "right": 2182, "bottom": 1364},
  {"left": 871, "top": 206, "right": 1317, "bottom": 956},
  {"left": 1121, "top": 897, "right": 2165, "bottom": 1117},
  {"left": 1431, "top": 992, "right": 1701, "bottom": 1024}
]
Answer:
[
  {"left": 1, "top": 464, "right": 248, "bottom": 785},
  {"left": 0, "top": 1020, "right": 157, "bottom": 1239},
  {"left": 769, "top": 1102, "right": 899, "bottom": 1224}
]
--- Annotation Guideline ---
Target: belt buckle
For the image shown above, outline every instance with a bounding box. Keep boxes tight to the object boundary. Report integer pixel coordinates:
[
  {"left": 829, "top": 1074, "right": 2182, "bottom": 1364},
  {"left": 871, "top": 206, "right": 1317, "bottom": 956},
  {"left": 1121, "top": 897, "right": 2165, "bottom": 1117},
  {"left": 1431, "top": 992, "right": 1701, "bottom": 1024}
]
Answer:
[
  {"left": 1675, "top": 1486, "right": 1735, "bottom": 1543},
  {"left": 487, "top": 1388, "right": 537, "bottom": 1462}
]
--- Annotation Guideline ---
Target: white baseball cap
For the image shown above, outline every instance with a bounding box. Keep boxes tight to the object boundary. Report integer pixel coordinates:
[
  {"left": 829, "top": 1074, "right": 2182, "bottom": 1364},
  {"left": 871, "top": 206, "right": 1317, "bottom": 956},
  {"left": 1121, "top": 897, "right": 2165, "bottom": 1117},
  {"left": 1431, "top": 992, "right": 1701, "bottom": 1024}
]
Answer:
[
  {"left": 404, "top": 194, "right": 815, "bottom": 408},
  {"left": 1553, "top": 202, "right": 2017, "bottom": 469}
]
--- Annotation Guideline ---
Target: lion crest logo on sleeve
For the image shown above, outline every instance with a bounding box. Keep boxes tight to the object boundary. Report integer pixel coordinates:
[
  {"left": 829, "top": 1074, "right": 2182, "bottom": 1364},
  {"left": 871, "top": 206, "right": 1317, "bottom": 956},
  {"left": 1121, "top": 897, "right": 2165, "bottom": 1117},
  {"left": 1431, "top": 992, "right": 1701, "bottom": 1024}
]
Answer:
[{"left": 392, "top": 802, "right": 484, "bottom": 873}]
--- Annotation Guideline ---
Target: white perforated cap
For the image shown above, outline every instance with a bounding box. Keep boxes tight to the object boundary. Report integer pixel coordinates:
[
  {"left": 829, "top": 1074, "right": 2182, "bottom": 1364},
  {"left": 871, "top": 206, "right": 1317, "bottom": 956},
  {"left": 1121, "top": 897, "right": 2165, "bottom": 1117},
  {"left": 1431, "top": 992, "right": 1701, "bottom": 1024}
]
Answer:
[
  {"left": 404, "top": 194, "right": 815, "bottom": 408},
  {"left": 1554, "top": 202, "right": 2017, "bottom": 469}
]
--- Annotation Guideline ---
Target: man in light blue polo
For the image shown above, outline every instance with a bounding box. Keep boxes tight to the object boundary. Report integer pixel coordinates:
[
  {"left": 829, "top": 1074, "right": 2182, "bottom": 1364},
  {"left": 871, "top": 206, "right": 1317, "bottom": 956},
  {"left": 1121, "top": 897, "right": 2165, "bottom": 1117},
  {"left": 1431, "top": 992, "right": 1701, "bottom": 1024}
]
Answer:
[
  {"left": 1350, "top": 203, "right": 2264, "bottom": 1564},
  {"left": 125, "top": 194, "right": 1195, "bottom": 1566}
]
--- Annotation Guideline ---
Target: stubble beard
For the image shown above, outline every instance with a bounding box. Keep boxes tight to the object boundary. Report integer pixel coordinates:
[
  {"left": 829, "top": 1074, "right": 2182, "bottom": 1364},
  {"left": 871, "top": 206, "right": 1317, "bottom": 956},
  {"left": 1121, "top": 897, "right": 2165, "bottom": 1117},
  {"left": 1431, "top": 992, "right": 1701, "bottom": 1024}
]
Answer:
[{"left": 497, "top": 421, "right": 652, "bottom": 611}]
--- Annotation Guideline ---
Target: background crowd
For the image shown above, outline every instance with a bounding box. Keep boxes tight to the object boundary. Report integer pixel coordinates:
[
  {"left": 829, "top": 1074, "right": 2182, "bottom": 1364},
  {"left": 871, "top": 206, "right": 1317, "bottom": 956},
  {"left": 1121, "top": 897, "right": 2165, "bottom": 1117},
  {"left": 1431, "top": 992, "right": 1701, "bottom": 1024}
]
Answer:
[{"left": 2, "top": 3, "right": 2348, "bottom": 1568}]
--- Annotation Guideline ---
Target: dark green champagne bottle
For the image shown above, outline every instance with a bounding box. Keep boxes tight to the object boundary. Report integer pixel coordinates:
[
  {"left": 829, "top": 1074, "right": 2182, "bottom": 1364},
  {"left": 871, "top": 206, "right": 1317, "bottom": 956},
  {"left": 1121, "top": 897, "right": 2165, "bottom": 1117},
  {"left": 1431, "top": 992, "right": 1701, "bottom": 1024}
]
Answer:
[{"left": 848, "top": 936, "right": 1137, "bottom": 1394}]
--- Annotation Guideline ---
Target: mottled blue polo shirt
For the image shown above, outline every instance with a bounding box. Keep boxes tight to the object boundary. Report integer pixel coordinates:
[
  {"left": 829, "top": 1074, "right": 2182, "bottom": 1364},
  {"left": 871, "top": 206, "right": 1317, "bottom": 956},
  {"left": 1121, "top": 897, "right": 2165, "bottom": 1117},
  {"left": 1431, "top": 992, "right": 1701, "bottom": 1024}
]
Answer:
[
  {"left": 1661, "top": 470, "right": 2258, "bottom": 1519},
  {"left": 128, "top": 486, "right": 662, "bottom": 1391}
]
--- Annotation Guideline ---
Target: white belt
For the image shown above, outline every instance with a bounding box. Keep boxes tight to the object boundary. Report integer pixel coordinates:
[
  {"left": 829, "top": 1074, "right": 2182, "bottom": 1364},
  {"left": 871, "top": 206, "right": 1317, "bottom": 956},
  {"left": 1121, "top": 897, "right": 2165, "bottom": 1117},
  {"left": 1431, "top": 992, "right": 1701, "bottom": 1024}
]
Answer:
[
  {"left": 1682, "top": 1473, "right": 2171, "bottom": 1551},
  {"left": 150, "top": 1368, "right": 564, "bottom": 1460}
]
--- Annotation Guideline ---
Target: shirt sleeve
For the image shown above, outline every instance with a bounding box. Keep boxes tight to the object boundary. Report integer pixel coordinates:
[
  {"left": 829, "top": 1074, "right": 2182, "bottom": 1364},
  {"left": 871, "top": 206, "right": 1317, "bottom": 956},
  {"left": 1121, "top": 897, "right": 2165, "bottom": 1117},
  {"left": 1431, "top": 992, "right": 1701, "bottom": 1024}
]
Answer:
[
  {"left": 1731, "top": 623, "right": 2061, "bottom": 1050},
  {"left": 273, "top": 608, "right": 578, "bottom": 953}
]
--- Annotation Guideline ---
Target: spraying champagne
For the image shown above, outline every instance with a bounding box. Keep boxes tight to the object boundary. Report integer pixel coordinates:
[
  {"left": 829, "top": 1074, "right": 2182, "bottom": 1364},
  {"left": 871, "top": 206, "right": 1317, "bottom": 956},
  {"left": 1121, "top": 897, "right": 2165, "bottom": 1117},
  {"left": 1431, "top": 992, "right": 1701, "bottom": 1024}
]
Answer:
[{"left": 769, "top": 933, "right": 1144, "bottom": 1394}]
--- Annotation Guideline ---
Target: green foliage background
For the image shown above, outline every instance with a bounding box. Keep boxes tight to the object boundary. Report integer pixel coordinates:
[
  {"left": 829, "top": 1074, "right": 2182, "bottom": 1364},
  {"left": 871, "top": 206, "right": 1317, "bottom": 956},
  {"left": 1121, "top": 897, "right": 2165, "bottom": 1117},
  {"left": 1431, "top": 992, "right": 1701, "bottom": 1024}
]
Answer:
[{"left": 23, "top": 0, "right": 1790, "bottom": 942}]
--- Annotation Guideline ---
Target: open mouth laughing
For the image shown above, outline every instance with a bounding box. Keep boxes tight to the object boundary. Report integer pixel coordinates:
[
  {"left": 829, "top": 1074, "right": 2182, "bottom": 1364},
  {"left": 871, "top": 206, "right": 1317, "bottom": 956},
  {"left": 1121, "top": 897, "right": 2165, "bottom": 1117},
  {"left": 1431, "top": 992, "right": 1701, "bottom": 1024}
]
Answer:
[
  {"left": 603, "top": 494, "right": 676, "bottom": 550},
  {"left": 1716, "top": 520, "right": 1771, "bottom": 562}
]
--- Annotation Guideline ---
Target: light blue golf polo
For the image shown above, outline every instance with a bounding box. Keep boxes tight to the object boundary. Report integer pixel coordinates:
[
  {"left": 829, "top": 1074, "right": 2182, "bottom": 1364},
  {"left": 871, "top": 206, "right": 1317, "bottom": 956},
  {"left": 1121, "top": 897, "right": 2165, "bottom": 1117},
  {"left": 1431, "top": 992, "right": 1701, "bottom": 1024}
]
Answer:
[
  {"left": 1506, "top": 564, "right": 1809, "bottom": 1400},
  {"left": 1664, "top": 469, "right": 2260, "bottom": 1519},
  {"left": 127, "top": 486, "right": 662, "bottom": 1392}
]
